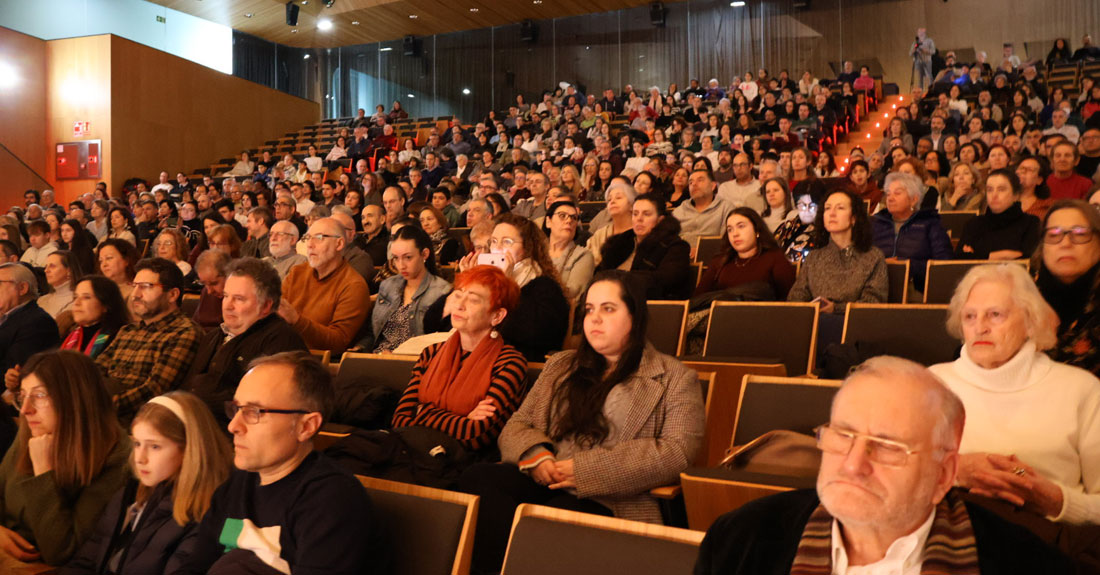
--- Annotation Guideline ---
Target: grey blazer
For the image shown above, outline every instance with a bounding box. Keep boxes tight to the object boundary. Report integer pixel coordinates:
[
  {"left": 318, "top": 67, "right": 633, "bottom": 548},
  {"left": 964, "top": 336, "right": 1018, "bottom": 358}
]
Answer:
[{"left": 499, "top": 345, "right": 704, "bottom": 523}]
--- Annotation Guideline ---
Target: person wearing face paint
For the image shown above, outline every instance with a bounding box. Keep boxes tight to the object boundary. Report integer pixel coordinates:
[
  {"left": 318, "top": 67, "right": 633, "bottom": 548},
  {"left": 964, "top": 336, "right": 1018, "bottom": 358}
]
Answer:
[
  {"left": 0, "top": 351, "right": 129, "bottom": 567},
  {"left": 61, "top": 391, "right": 232, "bottom": 575},
  {"left": 459, "top": 271, "right": 704, "bottom": 573},
  {"left": 597, "top": 193, "right": 693, "bottom": 299},
  {"left": 774, "top": 180, "right": 825, "bottom": 264},
  {"left": 955, "top": 169, "right": 1041, "bottom": 261},
  {"left": 929, "top": 264, "right": 1100, "bottom": 562}
]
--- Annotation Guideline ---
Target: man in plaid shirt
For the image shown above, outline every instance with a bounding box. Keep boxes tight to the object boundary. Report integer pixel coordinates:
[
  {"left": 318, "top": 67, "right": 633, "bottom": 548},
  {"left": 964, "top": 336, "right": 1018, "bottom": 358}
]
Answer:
[{"left": 95, "top": 257, "right": 201, "bottom": 423}]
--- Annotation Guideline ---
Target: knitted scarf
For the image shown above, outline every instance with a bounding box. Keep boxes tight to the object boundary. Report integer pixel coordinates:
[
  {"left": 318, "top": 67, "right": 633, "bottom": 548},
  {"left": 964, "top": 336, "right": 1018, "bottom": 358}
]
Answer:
[
  {"left": 417, "top": 330, "right": 503, "bottom": 416},
  {"left": 788, "top": 490, "right": 980, "bottom": 575}
]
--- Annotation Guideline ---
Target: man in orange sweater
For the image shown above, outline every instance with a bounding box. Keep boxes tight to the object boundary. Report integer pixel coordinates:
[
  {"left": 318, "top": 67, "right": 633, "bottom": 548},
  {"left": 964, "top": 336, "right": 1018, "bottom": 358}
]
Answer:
[{"left": 279, "top": 218, "right": 371, "bottom": 352}]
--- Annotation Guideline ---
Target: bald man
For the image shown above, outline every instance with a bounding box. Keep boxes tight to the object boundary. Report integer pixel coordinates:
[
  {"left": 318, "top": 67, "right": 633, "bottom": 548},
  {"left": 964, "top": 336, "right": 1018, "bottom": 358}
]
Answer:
[
  {"left": 382, "top": 187, "right": 406, "bottom": 229},
  {"left": 329, "top": 211, "right": 375, "bottom": 291},
  {"left": 278, "top": 218, "right": 371, "bottom": 352}
]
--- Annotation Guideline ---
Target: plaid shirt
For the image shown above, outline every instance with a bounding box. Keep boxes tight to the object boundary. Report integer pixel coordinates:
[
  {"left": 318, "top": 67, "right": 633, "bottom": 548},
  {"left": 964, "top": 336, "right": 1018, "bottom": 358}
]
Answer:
[{"left": 95, "top": 308, "right": 201, "bottom": 421}]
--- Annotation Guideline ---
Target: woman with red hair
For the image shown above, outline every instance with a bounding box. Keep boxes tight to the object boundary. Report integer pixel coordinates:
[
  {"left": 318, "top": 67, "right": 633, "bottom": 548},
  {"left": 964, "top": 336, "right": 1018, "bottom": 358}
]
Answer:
[{"left": 392, "top": 265, "right": 529, "bottom": 455}]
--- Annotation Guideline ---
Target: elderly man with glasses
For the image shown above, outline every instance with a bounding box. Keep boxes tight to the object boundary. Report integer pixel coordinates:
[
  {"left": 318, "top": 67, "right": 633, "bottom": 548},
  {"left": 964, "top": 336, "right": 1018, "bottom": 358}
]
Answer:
[
  {"left": 695, "top": 356, "right": 1071, "bottom": 575},
  {"left": 279, "top": 218, "right": 370, "bottom": 353},
  {"left": 176, "top": 351, "right": 379, "bottom": 575}
]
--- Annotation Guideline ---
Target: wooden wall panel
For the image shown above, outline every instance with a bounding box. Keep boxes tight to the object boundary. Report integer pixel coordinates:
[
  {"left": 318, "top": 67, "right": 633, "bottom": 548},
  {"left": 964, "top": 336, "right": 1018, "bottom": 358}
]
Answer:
[
  {"left": 0, "top": 26, "right": 48, "bottom": 209},
  {"left": 109, "top": 35, "right": 320, "bottom": 191},
  {"left": 46, "top": 35, "right": 112, "bottom": 205}
]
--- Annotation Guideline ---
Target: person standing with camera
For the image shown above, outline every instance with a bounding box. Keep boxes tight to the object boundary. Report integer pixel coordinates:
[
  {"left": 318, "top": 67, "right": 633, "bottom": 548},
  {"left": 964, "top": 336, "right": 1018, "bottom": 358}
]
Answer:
[{"left": 910, "top": 27, "right": 936, "bottom": 92}]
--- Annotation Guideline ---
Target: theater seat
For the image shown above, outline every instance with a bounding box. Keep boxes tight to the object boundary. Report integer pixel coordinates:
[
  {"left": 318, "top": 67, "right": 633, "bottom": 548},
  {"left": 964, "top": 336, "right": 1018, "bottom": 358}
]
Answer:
[
  {"left": 703, "top": 302, "right": 819, "bottom": 376},
  {"left": 842, "top": 303, "right": 957, "bottom": 366},
  {"left": 501, "top": 504, "right": 703, "bottom": 575},
  {"left": 923, "top": 259, "right": 1028, "bottom": 304}
]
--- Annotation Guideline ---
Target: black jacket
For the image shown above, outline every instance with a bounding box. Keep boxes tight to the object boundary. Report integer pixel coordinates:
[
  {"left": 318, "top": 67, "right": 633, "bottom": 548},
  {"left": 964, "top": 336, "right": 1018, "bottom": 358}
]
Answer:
[
  {"left": 0, "top": 299, "right": 59, "bottom": 374},
  {"left": 598, "top": 216, "right": 693, "bottom": 299},
  {"left": 695, "top": 489, "right": 1072, "bottom": 575},
  {"left": 61, "top": 481, "right": 194, "bottom": 575},
  {"left": 956, "top": 203, "right": 1040, "bottom": 261},
  {"left": 183, "top": 313, "right": 307, "bottom": 425}
]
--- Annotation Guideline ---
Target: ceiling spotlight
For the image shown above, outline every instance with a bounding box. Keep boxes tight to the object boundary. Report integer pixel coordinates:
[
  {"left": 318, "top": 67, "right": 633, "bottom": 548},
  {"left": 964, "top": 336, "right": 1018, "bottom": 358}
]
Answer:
[
  {"left": 730, "top": 1, "right": 746, "bottom": 5},
  {"left": 469, "top": 7, "right": 479, "bottom": 12},
  {"left": 303, "top": 54, "right": 310, "bottom": 59},
  {"left": 462, "top": 88, "right": 471, "bottom": 95},
  {"left": 244, "top": 12, "right": 253, "bottom": 18},
  {"left": 324, "top": 0, "right": 336, "bottom": 6},
  {"left": 380, "top": 46, "right": 393, "bottom": 51},
  {"left": 409, "top": 14, "right": 418, "bottom": 18},
  {"left": 291, "top": 29, "right": 299, "bottom": 33},
  {"left": 533, "top": 0, "right": 542, "bottom": 3},
  {"left": 301, "top": 1, "right": 308, "bottom": 4},
  {"left": 317, "top": 18, "right": 333, "bottom": 30},
  {"left": 407, "top": 93, "right": 415, "bottom": 98},
  {"left": 352, "top": 20, "right": 360, "bottom": 25}
]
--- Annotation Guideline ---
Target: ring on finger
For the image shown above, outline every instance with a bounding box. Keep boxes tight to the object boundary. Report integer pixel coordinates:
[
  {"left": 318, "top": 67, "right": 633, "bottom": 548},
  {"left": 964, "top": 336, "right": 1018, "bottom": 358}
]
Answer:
[{"left": 1013, "top": 466, "right": 1026, "bottom": 476}]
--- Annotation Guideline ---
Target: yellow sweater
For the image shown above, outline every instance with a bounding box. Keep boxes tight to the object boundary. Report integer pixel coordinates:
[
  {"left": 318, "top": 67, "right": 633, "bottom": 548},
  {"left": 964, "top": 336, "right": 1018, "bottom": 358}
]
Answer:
[{"left": 283, "top": 259, "right": 371, "bottom": 352}]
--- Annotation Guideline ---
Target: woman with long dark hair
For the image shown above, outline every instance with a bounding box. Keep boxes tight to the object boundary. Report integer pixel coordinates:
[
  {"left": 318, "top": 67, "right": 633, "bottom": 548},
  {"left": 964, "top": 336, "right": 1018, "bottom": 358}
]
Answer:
[
  {"left": 365, "top": 225, "right": 451, "bottom": 353},
  {"left": 60, "top": 219, "right": 96, "bottom": 277},
  {"left": 0, "top": 350, "right": 129, "bottom": 566},
  {"left": 597, "top": 193, "right": 693, "bottom": 299},
  {"left": 60, "top": 276, "right": 130, "bottom": 359},
  {"left": 697, "top": 207, "right": 796, "bottom": 299},
  {"left": 458, "top": 271, "right": 704, "bottom": 573}
]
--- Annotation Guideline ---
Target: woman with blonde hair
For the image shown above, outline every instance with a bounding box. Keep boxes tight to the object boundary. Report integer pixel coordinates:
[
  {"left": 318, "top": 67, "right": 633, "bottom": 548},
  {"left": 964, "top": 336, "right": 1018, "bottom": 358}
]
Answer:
[
  {"left": 154, "top": 228, "right": 193, "bottom": 277},
  {"left": 62, "top": 391, "right": 232, "bottom": 574},
  {"left": 940, "top": 162, "right": 985, "bottom": 212},
  {"left": 0, "top": 350, "right": 129, "bottom": 566},
  {"left": 559, "top": 164, "right": 584, "bottom": 198}
]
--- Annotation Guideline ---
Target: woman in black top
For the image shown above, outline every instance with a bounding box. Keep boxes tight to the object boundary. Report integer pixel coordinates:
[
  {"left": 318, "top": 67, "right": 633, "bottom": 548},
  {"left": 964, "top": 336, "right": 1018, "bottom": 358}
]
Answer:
[
  {"left": 956, "top": 168, "right": 1041, "bottom": 260},
  {"left": 597, "top": 193, "right": 692, "bottom": 299}
]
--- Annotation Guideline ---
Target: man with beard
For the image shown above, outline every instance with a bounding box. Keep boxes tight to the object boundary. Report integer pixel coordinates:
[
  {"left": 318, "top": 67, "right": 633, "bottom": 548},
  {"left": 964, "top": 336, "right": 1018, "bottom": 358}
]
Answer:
[
  {"left": 279, "top": 218, "right": 370, "bottom": 353},
  {"left": 263, "top": 220, "right": 308, "bottom": 280},
  {"left": 695, "top": 356, "right": 1070, "bottom": 574},
  {"left": 94, "top": 258, "right": 201, "bottom": 424}
]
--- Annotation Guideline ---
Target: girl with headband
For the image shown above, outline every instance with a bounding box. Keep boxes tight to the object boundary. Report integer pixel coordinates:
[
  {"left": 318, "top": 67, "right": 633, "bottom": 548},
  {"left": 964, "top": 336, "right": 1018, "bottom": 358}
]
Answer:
[{"left": 62, "top": 391, "right": 232, "bottom": 574}]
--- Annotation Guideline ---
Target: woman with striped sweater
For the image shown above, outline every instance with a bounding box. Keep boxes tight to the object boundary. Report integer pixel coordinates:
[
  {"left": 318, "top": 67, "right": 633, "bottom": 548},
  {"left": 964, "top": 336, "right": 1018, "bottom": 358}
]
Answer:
[{"left": 391, "top": 265, "right": 528, "bottom": 453}]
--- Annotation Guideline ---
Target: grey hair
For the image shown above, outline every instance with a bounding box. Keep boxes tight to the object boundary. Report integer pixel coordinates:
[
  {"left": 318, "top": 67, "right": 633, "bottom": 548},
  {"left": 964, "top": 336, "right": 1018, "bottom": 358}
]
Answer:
[
  {"left": 843, "top": 356, "right": 966, "bottom": 454},
  {"left": 605, "top": 180, "right": 637, "bottom": 204},
  {"left": 946, "top": 263, "right": 1058, "bottom": 350},
  {"left": 0, "top": 263, "right": 38, "bottom": 298},
  {"left": 270, "top": 220, "right": 300, "bottom": 239},
  {"left": 883, "top": 171, "right": 926, "bottom": 205},
  {"left": 225, "top": 257, "right": 282, "bottom": 307},
  {"left": 330, "top": 204, "right": 354, "bottom": 217}
]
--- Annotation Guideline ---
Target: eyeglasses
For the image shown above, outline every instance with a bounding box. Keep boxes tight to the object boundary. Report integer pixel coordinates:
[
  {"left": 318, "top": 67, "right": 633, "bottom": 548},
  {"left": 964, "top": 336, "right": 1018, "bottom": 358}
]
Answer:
[
  {"left": 129, "top": 282, "right": 164, "bottom": 291},
  {"left": 815, "top": 424, "right": 923, "bottom": 467},
  {"left": 270, "top": 231, "right": 297, "bottom": 240},
  {"left": 553, "top": 212, "right": 580, "bottom": 222},
  {"left": 275, "top": 201, "right": 296, "bottom": 208},
  {"left": 796, "top": 202, "right": 817, "bottom": 212},
  {"left": 1044, "top": 225, "right": 1095, "bottom": 245},
  {"left": 302, "top": 233, "right": 342, "bottom": 243},
  {"left": 225, "top": 401, "right": 311, "bottom": 424},
  {"left": 158, "top": 240, "right": 175, "bottom": 247},
  {"left": 14, "top": 389, "right": 50, "bottom": 410},
  {"left": 490, "top": 237, "right": 520, "bottom": 249}
]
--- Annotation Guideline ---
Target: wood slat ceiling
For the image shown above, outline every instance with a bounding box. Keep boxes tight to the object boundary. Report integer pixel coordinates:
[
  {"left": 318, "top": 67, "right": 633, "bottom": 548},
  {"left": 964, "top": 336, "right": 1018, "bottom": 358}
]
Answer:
[{"left": 149, "top": 0, "right": 673, "bottom": 48}]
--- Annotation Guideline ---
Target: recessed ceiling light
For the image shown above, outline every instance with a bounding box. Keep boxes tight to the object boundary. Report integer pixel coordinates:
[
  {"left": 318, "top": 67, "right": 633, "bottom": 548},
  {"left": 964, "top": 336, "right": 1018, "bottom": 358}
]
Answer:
[
  {"left": 303, "top": 54, "right": 311, "bottom": 59},
  {"left": 409, "top": 14, "right": 418, "bottom": 18},
  {"left": 730, "top": 1, "right": 746, "bottom": 6},
  {"left": 317, "top": 18, "right": 333, "bottom": 31},
  {"left": 380, "top": 46, "right": 393, "bottom": 51},
  {"left": 244, "top": 13, "right": 253, "bottom": 18},
  {"left": 291, "top": 29, "right": 299, "bottom": 33},
  {"left": 301, "top": 1, "right": 308, "bottom": 4},
  {"left": 407, "top": 93, "right": 415, "bottom": 98},
  {"left": 469, "top": 7, "right": 479, "bottom": 12},
  {"left": 533, "top": 0, "right": 542, "bottom": 4},
  {"left": 352, "top": 20, "right": 360, "bottom": 25},
  {"left": 462, "top": 88, "right": 471, "bottom": 95}
]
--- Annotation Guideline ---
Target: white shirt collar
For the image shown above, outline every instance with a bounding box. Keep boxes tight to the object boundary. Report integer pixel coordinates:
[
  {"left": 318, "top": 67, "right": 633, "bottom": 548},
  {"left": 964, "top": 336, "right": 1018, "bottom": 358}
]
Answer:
[{"left": 830, "top": 509, "right": 936, "bottom": 575}]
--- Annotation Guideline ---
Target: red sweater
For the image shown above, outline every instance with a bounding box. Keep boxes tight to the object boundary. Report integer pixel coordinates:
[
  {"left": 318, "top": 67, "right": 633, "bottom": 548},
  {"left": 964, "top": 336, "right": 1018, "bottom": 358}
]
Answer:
[
  {"left": 1047, "top": 173, "right": 1093, "bottom": 201},
  {"left": 696, "top": 249, "right": 797, "bottom": 299}
]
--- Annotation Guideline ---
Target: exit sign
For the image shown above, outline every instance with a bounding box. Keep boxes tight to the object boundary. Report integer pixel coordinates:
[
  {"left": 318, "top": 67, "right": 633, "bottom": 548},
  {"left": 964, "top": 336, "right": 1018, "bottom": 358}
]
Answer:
[{"left": 156, "top": 15, "right": 166, "bottom": 23}]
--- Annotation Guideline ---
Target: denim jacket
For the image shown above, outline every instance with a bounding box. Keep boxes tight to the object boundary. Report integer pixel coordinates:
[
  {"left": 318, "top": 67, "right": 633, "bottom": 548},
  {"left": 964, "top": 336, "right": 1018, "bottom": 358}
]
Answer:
[{"left": 362, "top": 271, "right": 452, "bottom": 349}]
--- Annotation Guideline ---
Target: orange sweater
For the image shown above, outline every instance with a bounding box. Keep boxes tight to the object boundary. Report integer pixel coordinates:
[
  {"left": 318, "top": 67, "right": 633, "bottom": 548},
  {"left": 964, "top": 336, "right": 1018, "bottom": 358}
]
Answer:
[{"left": 283, "top": 259, "right": 371, "bottom": 352}]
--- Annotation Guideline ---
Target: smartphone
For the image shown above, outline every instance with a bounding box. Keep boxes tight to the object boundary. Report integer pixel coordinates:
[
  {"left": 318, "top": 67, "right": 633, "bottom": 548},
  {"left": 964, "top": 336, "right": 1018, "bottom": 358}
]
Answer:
[{"left": 477, "top": 252, "right": 508, "bottom": 270}]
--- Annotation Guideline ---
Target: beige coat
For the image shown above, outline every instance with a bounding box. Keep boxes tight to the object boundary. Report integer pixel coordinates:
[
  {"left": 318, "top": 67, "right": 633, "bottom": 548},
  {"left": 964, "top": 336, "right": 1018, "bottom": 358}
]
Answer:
[{"left": 499, "top": 345, "right": 704, "bottom": 523}]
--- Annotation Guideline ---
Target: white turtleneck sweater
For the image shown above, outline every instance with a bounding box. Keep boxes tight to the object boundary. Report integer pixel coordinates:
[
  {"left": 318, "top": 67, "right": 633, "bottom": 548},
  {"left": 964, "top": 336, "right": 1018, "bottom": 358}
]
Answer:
[
  {"left": 929, "top": 341, "right": 1100, "bottom": 525},
  {"left": 37, "top": 282, "right": 73, "bottom": 319}
]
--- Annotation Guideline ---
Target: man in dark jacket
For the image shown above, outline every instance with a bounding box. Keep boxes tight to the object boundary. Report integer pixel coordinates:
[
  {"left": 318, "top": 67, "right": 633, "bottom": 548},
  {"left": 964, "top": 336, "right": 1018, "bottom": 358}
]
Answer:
[
  {"left": 0, "top": 262, "right": 59, "bottom": 376},
  {"left": 872, "top": 172, "right": 953, "bottom": 290},
  {"left": 183, "top": 257, "right": 306, "bottom": 426},
  {"left": 695, "top": 356, "right": 1072, "bottom": 575}
]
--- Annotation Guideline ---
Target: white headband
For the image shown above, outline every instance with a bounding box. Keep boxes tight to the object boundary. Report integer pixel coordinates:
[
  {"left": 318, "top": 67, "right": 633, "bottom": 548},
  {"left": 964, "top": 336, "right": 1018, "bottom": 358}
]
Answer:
[{"left": 147, "top": 396, "right": 186, "bottom": 426}]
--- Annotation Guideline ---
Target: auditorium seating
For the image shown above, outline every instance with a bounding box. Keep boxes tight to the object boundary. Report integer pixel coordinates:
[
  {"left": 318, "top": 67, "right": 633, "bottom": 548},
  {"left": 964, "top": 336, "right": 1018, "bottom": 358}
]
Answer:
[
  {"left": 923, "top": 259, "right": 1029, "bottom": 304},
  {"left": 501, "top": 504, "right": 703, "bottom": 575},
  {"left": 703, "top": 302, "right": 819, "bottom": 376},
  {"left": 645, "top": 300, "right": 689, "bottom": 357},
  {"left": 842, "top": 303, "right": 957, "bottom": 366}
]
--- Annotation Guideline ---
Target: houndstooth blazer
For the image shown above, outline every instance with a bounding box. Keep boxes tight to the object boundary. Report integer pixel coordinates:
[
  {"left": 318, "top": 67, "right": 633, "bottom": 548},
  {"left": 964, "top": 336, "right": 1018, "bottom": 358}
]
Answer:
[{"left": 499, "top": 344, "right": 704, "bottom": 523}]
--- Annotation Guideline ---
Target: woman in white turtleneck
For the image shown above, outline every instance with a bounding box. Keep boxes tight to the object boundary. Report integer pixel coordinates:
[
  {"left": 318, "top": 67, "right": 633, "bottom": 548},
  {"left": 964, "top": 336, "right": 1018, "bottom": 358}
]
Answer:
[{"left": 929, "top": 263, "right": 1100, "bottom": 525}]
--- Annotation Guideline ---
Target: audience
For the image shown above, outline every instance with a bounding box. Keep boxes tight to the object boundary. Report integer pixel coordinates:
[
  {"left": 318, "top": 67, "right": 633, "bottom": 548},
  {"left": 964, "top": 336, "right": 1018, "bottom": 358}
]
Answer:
[
  {"left": 191, "top": 250, "right": 228, "bottom": 330},
  {"left": 240, "top": 206, "right": 273, "bottom": 259},
  {"left": 329, "top": 210, "right": 375, "bottom": 288},
  {"left": 94, "top": 258, "right": 202, "bottom": 424},
  {"left": 20, "top": 220, "right": 58, "bottom": 268},
  {"left": 0, "top": 262, "right": 60, "bottom": 377},
  {"left": 184, "top": 258, "right": 307, "bottom": 426},
  {"left": 175, "top": 352, "right": 378, "bottom": 574},
  {"left": 60, "top": 391, "right": 232, "bottom": 575},
  {"left": 363, "top": 225, "right": 450, "bottom": 352},
  {"left": 545, "top": 201, "right": 595, "bottom": 299},
  {"left": 38, "top": 250, "right": 82, "bottom": 321},
  {"left": 871, "top": 172, "right": 953, "bottom": 291},
  {"left": 697, "top": 207, "right": 796, "bottom": 299},
  {"left": 95, "top": 239, "right": 138, "bottom": 302},
  {"left": 263, "top": 220, "right": 308, "bottom": 280},
  {"left": 154, "top": 228, "right": 193, "bottom": 277},
  {"left": 281, "top": 218, "right": 372, "bottom": 353},
  {"left": 59, "top": 275, "right": 129, "bottom": 359},
  {"left": 674, "top": 169, "right": 734, "bottom": 254},
  {"left": 459, "top": 272, "right": 703, "bottom": 572},
  {"left": 0, "top": 351, "right": 130, "bottom": 567},
  {"left": 956, "top": 168, "right": 1041, "bottom": 260},
  {"left": 696, "top": 356, "right": 1071, "bottom": 574},
  {"left": 774, "top": 180, "right": 824, "bottom": 263}
]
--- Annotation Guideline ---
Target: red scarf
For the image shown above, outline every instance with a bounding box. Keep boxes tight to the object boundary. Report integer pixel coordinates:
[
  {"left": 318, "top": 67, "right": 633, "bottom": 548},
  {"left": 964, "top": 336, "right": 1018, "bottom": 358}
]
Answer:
[{"left": 417, "top": 331, "right": 503, "bottom": 415}]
